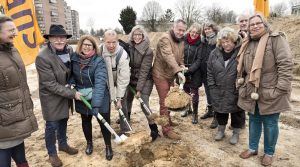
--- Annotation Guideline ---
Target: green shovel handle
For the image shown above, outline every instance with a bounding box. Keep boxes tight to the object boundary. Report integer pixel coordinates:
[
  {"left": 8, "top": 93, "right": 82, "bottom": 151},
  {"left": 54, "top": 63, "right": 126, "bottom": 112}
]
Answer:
[{"left": 80, "top": 96, "right": 92, "bottom": 110}]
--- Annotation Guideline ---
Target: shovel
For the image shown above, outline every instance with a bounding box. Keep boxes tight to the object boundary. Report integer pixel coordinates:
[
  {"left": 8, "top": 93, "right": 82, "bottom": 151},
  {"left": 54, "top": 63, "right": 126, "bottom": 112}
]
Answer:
[
  {"left": 80, "top": 96, "right": 127, "bottom": 144},
  {"left": 114, "top": 99, "right": 133, "bottom": 131},
  {"left": 128, "top": 86, "right": 159, "bottom": 121}
]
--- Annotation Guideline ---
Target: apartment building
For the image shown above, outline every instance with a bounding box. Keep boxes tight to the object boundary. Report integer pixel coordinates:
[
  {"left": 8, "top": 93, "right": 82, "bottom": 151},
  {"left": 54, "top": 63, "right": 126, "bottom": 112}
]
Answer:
[
  {"left": 34, "top": 0, "right": 79, "bottom": 38},
  {"left": 71, "top": 10, "right": 80, "bottom": 39}
]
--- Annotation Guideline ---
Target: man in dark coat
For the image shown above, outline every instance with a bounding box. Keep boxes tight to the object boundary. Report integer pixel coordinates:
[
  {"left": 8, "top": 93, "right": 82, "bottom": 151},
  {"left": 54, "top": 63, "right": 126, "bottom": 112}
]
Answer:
[{"left": 35, "top": 24, "right": 81, "bottom": 167}]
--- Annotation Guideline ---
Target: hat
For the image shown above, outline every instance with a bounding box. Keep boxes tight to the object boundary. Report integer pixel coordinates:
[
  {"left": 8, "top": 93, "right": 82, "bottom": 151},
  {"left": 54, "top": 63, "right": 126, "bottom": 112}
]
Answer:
[{"left": 43, "top": 24, "right": 72, "bottom": 39}]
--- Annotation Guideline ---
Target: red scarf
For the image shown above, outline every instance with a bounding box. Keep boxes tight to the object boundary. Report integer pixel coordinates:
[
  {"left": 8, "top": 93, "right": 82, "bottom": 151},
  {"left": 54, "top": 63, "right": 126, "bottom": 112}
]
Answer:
[
  {"left": 79, "top": 49, "right": 95, "bottom": 60},
  {"left": 187, "top": 33, "right": 200, "bottom": 45}
]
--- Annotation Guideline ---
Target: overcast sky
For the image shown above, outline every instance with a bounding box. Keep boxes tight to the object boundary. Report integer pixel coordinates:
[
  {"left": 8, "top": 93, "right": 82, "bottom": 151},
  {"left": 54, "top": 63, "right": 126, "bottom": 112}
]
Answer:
[{"left": 65, "top": 0, "right": 288, "bottom": 30}]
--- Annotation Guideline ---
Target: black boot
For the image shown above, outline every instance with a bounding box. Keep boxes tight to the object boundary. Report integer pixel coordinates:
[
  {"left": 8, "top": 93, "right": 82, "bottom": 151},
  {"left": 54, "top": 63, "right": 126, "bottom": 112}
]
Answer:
[
  {"left": 85, "top": 141, "right": 93, "bottom": 155},
  {"left": 192, "top": 103, "right": 198, "bottom": 124},
  {"left": 149, "top": 124, "right": 160, "bottom": 141},
  {"left": 105, "top": 145, "right": 113, "bottom": 161},
  {"left": 128, "top": 112, "right": 131, "bottom": 122},
  {"left": 200, "top": 105, "right": 214, "bottom": 119},
  {"left": 210, "top": 112, "right": 218, "bottom": 129}
]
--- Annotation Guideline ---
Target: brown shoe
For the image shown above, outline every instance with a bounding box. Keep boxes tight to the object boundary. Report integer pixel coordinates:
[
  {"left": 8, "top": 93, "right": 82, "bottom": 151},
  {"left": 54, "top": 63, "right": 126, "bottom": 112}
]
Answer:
[
  {"left": 163, "top": 130, "right": 181, "bottom": 140},
  {"left": 261, "top": 154, "right": 273, "bottom": 166},
  {"left": 239, "top": 149, "right": 258, "bottom": 159},
  {"left": 49, "top": 155, "right": 62, "bottom": 167},
  {"left": 59, "top": 144, "right": 78, "bottom": 155}
]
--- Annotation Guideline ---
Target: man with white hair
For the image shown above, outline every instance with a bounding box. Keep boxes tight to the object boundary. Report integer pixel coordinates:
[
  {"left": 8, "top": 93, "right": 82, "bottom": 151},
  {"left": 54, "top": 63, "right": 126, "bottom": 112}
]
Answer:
[
  {"left": 237, "top": 14, "right": 249, "bottom": 39},
  {"left": 101, "top": 30, "right": 130, "bottom": 134}
]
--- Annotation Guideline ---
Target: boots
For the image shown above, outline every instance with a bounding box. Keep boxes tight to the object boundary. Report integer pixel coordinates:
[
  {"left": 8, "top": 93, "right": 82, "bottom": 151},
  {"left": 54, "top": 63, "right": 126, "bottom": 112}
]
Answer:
[
  {"left": 49, "top": 155, "right": 63, "bottom": 167},
  {"left": 209, "top": 113, "right": 218, "bottom": 129},
  {"left": 229, "top": 128, "right": 241, "bottom": 145},
  {"left": 200, "top": 105, "right": 214, "bottom": 119},
  {"left": 192, "top": 103, "right": 198, "bottom": 124},
  {"left": 163, "top": 130, "right": 181, "bottom": 140},
  {"left": 85, "top": 141, "right": 93, "bottom": 155},
  {"left": 149, "top": 124, "right": 160, "bottom": 141},
  {"left": 105, "top": 145, "right": 113, "bottom": 161},
  {"left": 215, "top": 125, "right": 226, "bottom": 141},
  {"left": 58, "top": 144, "right": 78, "bottom": 155}
]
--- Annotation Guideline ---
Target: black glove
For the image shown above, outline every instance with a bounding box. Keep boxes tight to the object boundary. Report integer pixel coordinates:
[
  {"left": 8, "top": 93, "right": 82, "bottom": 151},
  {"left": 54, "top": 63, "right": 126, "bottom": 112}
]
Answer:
[{"left": 92, "top": 107, "right": 100, "bottom": 116}]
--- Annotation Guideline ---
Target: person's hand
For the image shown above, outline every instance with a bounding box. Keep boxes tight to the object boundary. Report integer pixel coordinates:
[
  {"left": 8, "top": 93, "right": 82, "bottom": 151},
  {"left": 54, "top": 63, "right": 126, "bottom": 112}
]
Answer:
[
  {"left": 135, "top": 91, "right": 141, "bottom": 98},
  {"left": 75, "top": 91, "right": 82, "bottom": 100},
  {"left": 180, "top": 65, "right": 188, "bottom": 73},
  {"left": 92, "top": 107, "right": 99, "bottom": 116},
  {"left": 177, "top": 72, "right": 186, "bottom": 84},
  {"left": 115, "top": 99, "right": 122, "bottom": 110}
]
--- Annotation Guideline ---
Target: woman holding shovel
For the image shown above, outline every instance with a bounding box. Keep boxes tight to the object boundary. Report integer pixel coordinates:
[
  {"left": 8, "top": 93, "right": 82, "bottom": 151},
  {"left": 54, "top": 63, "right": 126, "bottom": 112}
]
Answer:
[
  {"left": 123, "top": 25, "right": 160, "bottom": 141},
  {"left": 70, "top": 35, "right": 113, "bottom": 160}
]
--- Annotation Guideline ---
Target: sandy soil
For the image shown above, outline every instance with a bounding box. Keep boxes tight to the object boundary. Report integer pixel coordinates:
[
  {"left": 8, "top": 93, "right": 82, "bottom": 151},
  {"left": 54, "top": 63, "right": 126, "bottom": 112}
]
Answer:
[{"left": 14, "top": 16, "right": 300, "bottom": 167}]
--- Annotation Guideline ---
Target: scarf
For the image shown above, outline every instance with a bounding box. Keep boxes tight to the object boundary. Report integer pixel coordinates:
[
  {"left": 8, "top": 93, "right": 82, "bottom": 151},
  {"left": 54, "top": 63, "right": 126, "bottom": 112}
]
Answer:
[
  {"left": 236, "top": 30, "right": 269, "bottom": 92},
  {"left": 170, "top": 30, "right": 183, "bottom": 43},
  {"left": 205, "top": 32, "right": 217, "bottom": 45},
  {"left": 79, "top": 49, "right": 95, "bottom": 60},
  {"left": 187, "top": 33, "right": 200, "bottom": 45}
]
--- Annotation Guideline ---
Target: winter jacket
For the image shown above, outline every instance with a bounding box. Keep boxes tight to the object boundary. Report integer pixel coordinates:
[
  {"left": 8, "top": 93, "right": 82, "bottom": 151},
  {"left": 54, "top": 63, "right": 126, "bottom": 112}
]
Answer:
[
  {"left": 102, "top": 45, "right": 130, "bottom": 101},
  {"left": 183, "top": 34, "right": 202, "bottom": 88},
  {"left": 70, "top": 53, "right": 110, "bottom": 115},
  {"left": 128, "top": 37, "right": 154, "bottom": 95},
  {"left": 35, "top": 44, "right": 76, "bottom": 121},
  {"left": 237, "top": 32, "right": 293, "bottom": 115},
  {"left": 0, "top": 44, "right": 38, "bottom": 142},
  {"left": 207, "top": 38, "right": 242, "bottom": 114},
  {"left": 152, "top": 30, "right": 184, "bottom": 81},
  {"left": 196, "top": 36, "right": 217, "bottom": 84}
]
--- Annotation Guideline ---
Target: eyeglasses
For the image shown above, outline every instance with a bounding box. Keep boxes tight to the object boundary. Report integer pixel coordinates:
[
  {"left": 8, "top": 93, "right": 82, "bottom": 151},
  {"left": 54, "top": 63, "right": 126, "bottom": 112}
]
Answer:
[
  {"left": 82, "top": 43, "right": 93, "bottom": 47},
  {"left": 0, "top": 28, "right": 17, "bottom": 34},
  {"left": 133, "top": 33, "right": 143, "bottom": 37},
  {"left": 249, "top": 22, "right": 263, "bottom": 27},
  {"left": 190, "top": 31, "right": 199, "bottom": 35}
]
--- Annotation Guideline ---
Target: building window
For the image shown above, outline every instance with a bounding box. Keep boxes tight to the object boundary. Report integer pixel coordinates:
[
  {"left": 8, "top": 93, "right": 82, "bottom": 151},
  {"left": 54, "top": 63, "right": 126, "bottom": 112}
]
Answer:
[
  {"left": 49, "top": 0, "right": 57, "bottom": 3},
  {"left": 50, "top": 11, "right": 58, "bottom": 16}
]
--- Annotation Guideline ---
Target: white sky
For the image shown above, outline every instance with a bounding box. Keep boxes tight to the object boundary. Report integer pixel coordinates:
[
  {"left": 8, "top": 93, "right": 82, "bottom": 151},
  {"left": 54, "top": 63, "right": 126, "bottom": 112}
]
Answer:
[{"left": 65, "top": 0, "right": 288, "bottom": 30}]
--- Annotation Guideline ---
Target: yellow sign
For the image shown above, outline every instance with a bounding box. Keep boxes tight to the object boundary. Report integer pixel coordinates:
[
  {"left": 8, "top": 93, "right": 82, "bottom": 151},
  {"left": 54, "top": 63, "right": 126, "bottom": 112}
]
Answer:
[
  {"left": 254, "top": 0, "right": 269, "bottom": 17},
  {"left": 0, "top": 0, "right": 44, "bottom": 65}
]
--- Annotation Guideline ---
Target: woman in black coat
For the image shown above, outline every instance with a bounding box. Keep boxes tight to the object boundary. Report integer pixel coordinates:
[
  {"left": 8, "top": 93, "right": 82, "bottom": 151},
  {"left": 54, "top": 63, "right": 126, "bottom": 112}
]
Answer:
[
  {"left": 207, "top": 27, "right": 243, "bottom": 145},
  {"left": 197, "top": 22, "right": 219, "bottom": 129},
  {"left": 70, "top": 35, "right": 112, "bottom": 160},
  {"left": 181, "top": 23, "right": 202, "bottom": 124}
]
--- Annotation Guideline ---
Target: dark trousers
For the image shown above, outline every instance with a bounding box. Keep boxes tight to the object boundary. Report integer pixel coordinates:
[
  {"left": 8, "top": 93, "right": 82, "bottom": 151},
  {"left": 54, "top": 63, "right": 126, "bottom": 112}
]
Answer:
[
  {"left": 215, "top": 111, "right": 244, "bottom": 128},
  {"left": 81, "top": 113, "right": 111, "bottom": 146},
  {"left": 45, "top": 118, "right": 68, "bottom": 156},
  {"left": 183, "top": 82, "right": 199, "bottom": 105},
  {"left": 0, "top": 142, "right": 27, "bottom": 167}
]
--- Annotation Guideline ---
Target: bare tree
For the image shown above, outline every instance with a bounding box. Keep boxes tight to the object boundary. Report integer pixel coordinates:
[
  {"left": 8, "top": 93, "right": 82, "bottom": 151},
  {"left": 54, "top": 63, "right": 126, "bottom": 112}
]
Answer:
[
  {"left": 205, "top": 4, "right": 223, "bottom": 24},
  {"left": 141, "top": 0, "right": 163, "bottom": 32},
  {"left": 175, "top": 0, "right": 202, "bottom": 27},
  {"left": 270, "top": 2, "right": 288, "bottom": 17},
  {"left": 86, "top": 17, "right": 95, "bottom": 33},
  {"left": 289, "top": 0, "right": 300, "bottom": 7}
]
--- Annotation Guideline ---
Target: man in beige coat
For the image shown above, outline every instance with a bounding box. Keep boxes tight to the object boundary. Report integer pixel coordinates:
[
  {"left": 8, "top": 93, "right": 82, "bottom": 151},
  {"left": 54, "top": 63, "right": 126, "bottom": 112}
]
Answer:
[{"left": 152, "top": 19, "right": 187, "bottom": 140}]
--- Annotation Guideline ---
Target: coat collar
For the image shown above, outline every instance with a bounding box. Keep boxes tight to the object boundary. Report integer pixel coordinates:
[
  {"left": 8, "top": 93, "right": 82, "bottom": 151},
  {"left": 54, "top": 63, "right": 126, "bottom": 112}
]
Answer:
[{"left": 129, "top": 36, "right": 150, "bottom": 55}]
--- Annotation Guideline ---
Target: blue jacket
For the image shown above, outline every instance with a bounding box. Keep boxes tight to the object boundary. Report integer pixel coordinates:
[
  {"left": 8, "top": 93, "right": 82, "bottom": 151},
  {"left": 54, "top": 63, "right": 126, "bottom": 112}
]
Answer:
[{"left": 70, "top": 53, "right": 110, "bottom": 115}]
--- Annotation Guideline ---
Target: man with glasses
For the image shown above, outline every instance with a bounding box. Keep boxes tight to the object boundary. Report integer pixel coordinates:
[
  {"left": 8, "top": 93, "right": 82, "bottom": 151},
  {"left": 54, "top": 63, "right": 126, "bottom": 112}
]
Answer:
[{"left": 35, "top": 24, "right": 81, "bottom": 167}]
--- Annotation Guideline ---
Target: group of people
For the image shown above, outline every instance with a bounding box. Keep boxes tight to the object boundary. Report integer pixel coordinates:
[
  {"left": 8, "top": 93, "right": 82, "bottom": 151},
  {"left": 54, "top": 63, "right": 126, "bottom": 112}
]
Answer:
[{"left": 0, "top": 11, "right": 293, "bottom": 167}]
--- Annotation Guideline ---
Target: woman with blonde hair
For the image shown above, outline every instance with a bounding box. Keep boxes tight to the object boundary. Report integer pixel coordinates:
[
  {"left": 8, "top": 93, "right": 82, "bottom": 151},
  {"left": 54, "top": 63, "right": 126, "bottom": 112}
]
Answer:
[
  {"left": 180, "top": 23, "right": 202, "bottom": 124},
  {"left": 70, "top": 35, "right": 113, "bottom": 160},
  {"left": 122, "top": 25, "right": 160, "bottom": 141}
]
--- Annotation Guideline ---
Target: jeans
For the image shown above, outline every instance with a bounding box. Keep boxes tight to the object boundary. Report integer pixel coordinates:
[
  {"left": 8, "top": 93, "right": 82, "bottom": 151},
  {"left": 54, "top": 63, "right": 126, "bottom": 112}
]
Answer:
[
  {"left": 45, "top": 118, "right": 68, "bottom": 156},
  {"left": 248, "top": 104, "right": 280, "bottom": 155},
  {"left": 203, "top": 82, "right": 212, "bottom": 106},
  {"left": 123, "top": 86, "right": 154, "bottom": 124},
  {"left": 0, "top": 142, "right": 27, "bottom": 167},
  {"left": 153, "top": 76, "right": 172, "bottom": 133}
]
